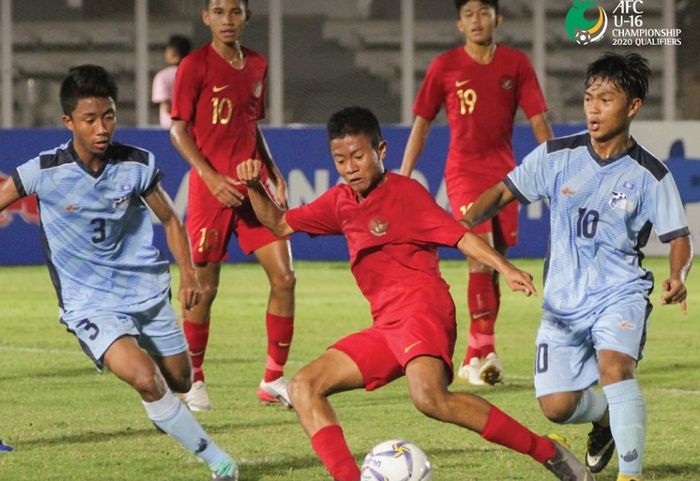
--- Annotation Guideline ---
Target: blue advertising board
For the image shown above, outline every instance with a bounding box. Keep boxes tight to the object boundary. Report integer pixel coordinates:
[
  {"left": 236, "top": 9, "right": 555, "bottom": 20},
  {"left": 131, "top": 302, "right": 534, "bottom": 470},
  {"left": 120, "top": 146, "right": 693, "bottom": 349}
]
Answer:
[{"left": 1, "top": 123, "right": 698, "bottom": 265}]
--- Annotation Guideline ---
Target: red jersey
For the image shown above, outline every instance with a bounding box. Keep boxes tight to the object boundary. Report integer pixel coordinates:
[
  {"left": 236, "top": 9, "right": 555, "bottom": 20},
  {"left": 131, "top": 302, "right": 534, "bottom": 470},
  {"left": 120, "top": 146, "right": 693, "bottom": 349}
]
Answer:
[
  {"left": 413, "top": 45, "right": 547, "bottom": 189},
  {"left": 285, "top": 173, "right": 467, "bottom": 323},
  {"left": 172, "top": 44, "right": 268, "bottom": 207}
]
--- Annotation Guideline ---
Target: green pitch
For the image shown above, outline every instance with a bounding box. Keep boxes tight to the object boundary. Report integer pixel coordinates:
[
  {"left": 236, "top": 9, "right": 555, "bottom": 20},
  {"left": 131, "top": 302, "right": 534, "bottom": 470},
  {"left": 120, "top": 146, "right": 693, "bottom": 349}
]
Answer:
[{"left": 0, "top": 258, "right": 698, "bottom": 480}]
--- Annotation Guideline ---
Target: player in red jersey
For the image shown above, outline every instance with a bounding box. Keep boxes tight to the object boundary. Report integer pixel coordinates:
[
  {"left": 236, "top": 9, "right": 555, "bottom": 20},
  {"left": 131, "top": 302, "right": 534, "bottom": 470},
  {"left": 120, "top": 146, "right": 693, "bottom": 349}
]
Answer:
[
  {"left": 170, "top": 0, "right": 295, "bottom": 411},
  {"left": 237, "top": 107, "right": 593, "bottom": 481},
  {"left": 400, "top": 0, "right": 553, "bottom": 386}
]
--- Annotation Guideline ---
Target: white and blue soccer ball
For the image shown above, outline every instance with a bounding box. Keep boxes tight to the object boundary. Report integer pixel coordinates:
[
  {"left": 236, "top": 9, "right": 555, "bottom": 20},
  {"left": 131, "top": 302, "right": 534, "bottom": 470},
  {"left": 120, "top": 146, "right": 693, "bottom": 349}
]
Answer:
[{"left": 360, "top": 439, "right": 432, "bottom": 481}]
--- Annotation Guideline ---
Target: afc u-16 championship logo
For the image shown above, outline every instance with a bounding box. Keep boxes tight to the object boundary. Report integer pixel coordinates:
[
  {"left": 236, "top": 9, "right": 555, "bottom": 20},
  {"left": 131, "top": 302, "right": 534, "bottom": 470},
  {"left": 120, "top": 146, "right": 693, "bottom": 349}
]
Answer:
[{"left": 565, "top": 0, "right": 608, "bottom": 45}]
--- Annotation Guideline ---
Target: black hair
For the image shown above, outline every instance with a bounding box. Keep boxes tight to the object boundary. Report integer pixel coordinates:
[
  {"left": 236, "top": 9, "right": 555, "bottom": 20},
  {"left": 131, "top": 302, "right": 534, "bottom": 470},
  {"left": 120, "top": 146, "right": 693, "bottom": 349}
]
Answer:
[
  {"left": 585, "top": 53, "right": 651, "bottom": 101},
  {"left": 327, "top": 107, "right": 383, "bottom": 149},
  {"left": 167, "top": 35, "right": 192, "bottom": 60},
  {"left": 59, "top": 65, "right": 118, "bottom": 116},
  {"left": 455, "top": 0, "right": 498, "bottom": 16},
  {"left": 204, "top": 0, "right": 248, "bottom": 8}
]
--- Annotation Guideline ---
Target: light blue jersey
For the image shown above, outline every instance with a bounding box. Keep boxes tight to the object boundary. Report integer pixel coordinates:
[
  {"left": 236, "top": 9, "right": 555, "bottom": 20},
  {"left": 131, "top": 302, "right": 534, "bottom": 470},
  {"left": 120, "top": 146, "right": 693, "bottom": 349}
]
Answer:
[
  {"left": 13, "top": 141, "right": 171, "bottom": 315},
  {"left": 506, "top": 132, "right": 689, "bottom": 321}
]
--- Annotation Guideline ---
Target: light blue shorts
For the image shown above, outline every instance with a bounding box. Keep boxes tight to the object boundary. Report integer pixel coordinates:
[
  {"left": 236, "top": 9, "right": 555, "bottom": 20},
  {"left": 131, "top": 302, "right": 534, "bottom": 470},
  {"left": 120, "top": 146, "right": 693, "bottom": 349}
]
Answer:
[
  {"left": 533, "top": 294, "right": 651, "bottom": 398},
  {"left": 60, "top": 293, "right": 187, "bottom": 369}
]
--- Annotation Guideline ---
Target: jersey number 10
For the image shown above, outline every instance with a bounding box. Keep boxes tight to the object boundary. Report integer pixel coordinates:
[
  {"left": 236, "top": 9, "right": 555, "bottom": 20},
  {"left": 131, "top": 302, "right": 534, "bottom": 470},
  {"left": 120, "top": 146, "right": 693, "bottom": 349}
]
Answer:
[
  {"left": 576, "top": 208, "right": 600, "bottom": 239},
  {"left": 211, "top": 97, "right": 234, "bottom": 125}
]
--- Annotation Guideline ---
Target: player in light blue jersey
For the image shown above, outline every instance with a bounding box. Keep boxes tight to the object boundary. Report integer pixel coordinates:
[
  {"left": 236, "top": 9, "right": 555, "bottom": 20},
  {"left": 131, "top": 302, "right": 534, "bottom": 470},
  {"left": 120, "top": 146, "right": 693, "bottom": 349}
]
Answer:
[
  {"left": 462, "top": 53, "right": 692, "bottom": 481},
  {"left": 0, "top": 65, "right": 237, "bottom": 481}
]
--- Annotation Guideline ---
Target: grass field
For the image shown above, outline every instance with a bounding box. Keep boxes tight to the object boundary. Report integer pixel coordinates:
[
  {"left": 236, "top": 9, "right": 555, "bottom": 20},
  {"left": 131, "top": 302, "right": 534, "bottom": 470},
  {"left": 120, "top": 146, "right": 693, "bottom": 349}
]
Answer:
[{"left": 0, "top": 258, "right": 698, "bottom": 481}]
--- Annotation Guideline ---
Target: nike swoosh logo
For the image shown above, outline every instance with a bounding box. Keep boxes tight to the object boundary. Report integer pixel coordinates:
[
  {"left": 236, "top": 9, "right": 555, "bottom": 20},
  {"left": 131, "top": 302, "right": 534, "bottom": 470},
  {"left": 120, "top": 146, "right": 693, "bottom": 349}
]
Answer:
[
  {"left": 212, "top": 85, "right": 229, "bottom": 93},
  {"left": 277, "top": 342, "right": 291, "bottom": 348},
  {"left": 472, "top": 312, "right": 490, "bottom": 320},
  {"left": 455, "top": 79, "right": 471, "bottom": 87},
  {"left": 586, "top": 439, "right": 614, "bottom": 467},
  {"left": 404, "top": 341, "right": 423, "bottom": 354}
]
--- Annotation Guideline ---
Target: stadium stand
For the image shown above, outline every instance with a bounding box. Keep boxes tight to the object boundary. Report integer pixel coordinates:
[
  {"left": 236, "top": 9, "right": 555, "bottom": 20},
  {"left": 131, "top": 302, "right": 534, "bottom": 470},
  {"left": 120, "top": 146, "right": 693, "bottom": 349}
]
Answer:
[{"left": 3, "top": 0, "right": 687, "bottom": 126}]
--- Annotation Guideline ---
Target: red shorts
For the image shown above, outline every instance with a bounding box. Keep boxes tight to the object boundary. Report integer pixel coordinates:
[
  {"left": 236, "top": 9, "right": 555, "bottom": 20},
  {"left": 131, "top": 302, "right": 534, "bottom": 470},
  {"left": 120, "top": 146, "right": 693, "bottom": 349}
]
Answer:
[
  {"left": 186, "top": 197, "right": 285, "bottom": 264},
  {"left": 447, "top": 186, "right": 519, "bottom": 247},
  {"left": 332, "top": 303, "right": 456, "bottom": 391}
]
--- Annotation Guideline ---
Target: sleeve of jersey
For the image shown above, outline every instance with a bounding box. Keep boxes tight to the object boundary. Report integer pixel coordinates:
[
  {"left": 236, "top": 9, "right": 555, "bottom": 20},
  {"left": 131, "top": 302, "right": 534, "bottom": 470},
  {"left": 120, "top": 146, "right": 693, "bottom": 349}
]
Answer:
[
  {"left": 285, "top": 188, "right": 342, "bottom": 236},
  {"left": 412, "top": 59, "right": 443, "bottom": 121},
  {"left": 13, "top": 156, "right": 41, "bottom": 197},
  {"left": 171, "top": 56, "right": 199, "bottom": 122},
  {"left": 517, "top": 55, "right": 548, "bottom": 118},
  {"left": 405, "top": 180, "right": 467, "bottom": 247},
  {"left": 139, "top": 151, "right": 163, "bottom": 197},
  {"left": 504, "top": 142, "right": 550, "bottom": 204},
  {"left": 650, "top": 173, "right": 690, "bottom": 243}
]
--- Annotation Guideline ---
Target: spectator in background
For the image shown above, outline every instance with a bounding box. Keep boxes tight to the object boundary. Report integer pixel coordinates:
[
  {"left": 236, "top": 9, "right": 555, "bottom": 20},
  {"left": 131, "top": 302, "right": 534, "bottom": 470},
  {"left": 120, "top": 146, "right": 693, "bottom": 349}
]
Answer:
[{"left": 152, "top": 35, "right": 192, "bottom": 128}]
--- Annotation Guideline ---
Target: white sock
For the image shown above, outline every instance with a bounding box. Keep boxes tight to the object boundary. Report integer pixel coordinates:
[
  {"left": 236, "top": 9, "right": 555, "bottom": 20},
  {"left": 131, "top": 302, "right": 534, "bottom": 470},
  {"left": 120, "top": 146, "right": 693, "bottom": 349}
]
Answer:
[
  {"left": 142, "top": 390, "right": 230, "bottom": 469},
  {"left": 604, "top": 379, "right": 646, "bottom": 476},
  {"left": 563, "top": 388, "right": 609, "bottom": 424}
]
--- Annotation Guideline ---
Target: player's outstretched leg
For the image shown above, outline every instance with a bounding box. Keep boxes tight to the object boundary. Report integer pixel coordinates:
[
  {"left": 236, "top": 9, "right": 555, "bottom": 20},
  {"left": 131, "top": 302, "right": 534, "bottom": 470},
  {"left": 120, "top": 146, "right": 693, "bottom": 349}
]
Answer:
[
  {"left": 406, "top": 357, "right": 594, "bottom": 481},
  {"left": 545, "top": 434, "right": 596, "bottom": 481},
  {"left": 288, "top": 349, "right": 365, "bottom": 481}
]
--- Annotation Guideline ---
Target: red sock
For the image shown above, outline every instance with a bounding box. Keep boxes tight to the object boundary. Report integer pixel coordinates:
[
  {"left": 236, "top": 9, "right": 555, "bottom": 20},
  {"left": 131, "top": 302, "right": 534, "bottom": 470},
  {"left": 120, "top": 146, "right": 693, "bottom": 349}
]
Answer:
[
  {"left": 465, "top": 272, "right": 498, "bottom": 361},
  {"left": 183, "top": 320, "right": 210, "bottom": 383},
  {"left": 481, "top": 405, "right": 556, "bottom": 464},
  {"left": 310, "top": 425, "right": 360, "bottom": 481},
  {"left": 264, "top": 312, "right": 294, "bottom": 382}
]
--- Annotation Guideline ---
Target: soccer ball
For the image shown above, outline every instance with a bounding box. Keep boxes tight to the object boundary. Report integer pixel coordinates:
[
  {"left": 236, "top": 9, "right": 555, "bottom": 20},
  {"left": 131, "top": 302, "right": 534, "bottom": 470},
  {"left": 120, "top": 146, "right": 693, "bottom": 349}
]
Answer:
[
  {"left": 575, "top": 29, "right": 592, "bottom": 45},
  {"left": 360, "top": 440, "right": 432, "bottom": 481}
]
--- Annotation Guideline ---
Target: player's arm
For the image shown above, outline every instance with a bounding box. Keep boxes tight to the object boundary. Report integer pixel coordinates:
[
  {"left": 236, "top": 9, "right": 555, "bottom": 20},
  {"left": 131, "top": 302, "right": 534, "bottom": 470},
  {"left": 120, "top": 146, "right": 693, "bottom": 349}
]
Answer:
[
  {"left": 661, "top": 235, "right": 693, "bottom": 313},
  {"left": 256, "top": 126, "right": 288, "bottom": 208},
  {"left": 169, "top": 119, "right": 244, "bottom": 208},
  {"left": 0, "top": 175, "right": 21, "bottom": 212},
  {"left": 400, "top": 115, "right": 432, "bottom": 177},
  {"left": 236, "top": 158, "right": 294, "bottom": 237},
  {"left": 460, "top": 181, "right": 516, "bottom": 229},
  {"left": 529, "top": 112, "right": 553, "bottom": 144},
  {"left": 143, "top": 183, "right": 201, "bottom": 311},
  {"left": 456, "top": 231, "right": 535, "bottom": 296},
  {"left": 160, "top": 101, "right": 171, "bottom": 116}
]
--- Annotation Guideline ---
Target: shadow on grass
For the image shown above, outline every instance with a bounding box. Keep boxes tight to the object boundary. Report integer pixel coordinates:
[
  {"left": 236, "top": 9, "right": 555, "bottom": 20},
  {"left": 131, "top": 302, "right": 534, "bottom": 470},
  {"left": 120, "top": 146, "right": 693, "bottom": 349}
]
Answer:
[
  {"left": 645, "top": 462, "right": 700, "bottom": 477},
  {"left": 16, "top": 417, "right": 300, "bottom": 448}
]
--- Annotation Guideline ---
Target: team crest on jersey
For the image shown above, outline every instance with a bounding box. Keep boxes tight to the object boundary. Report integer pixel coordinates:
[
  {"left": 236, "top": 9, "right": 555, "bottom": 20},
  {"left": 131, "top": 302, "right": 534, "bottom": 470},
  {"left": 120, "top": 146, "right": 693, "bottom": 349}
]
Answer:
[
  {"left": 368, "top": 216, "right": 389, "bottom": 236},
  {"left": 252, "top": 80, "right": 263, "bottom": 98},
  {"left": 500, "top": 76, "right": 514, "bottom": 90},
  {"left": 112, "top": 195, "right": 131, "bottom": 210},
  {"left": 609, "top": 191, "right": 634, "bottom": 212}
]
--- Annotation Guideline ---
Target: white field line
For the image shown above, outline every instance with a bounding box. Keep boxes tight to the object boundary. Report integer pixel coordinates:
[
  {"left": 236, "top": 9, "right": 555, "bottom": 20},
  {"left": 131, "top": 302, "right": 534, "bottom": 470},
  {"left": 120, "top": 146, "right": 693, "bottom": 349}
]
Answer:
[{"left": 0, "top": 344, "right": 81, "bottom": 356}]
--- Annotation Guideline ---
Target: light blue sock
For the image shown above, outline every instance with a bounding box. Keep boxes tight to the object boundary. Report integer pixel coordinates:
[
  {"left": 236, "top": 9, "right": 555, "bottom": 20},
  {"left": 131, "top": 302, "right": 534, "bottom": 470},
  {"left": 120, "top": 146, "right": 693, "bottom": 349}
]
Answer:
[
  {"left": 142, "top": 390, "right": 231, "bottom": 470},
  {"left": 603, "top": 379, "right": 646, "bottom": 477},
  {"left": 563, "top": 388, "right": 609, "bottom": 424}
]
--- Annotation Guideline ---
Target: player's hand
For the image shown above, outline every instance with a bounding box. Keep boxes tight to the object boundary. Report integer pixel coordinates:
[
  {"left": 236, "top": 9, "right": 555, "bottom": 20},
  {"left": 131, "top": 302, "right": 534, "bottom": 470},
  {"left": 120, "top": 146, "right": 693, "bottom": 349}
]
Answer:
[
  {"left": 503, "top": 266, "right": 537, "bottom": 297},
  {"left": 202, "top": 171, "right": 245, "bottom": 208},
  {"left": 178, "top": 270, "right": 202, "bottom": 312},
  {"left": 236, "top": 159, "right": 263, "bottom": 186},
  {"left": 661, "top": 277, "right": 688, "bottom": 314}
]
